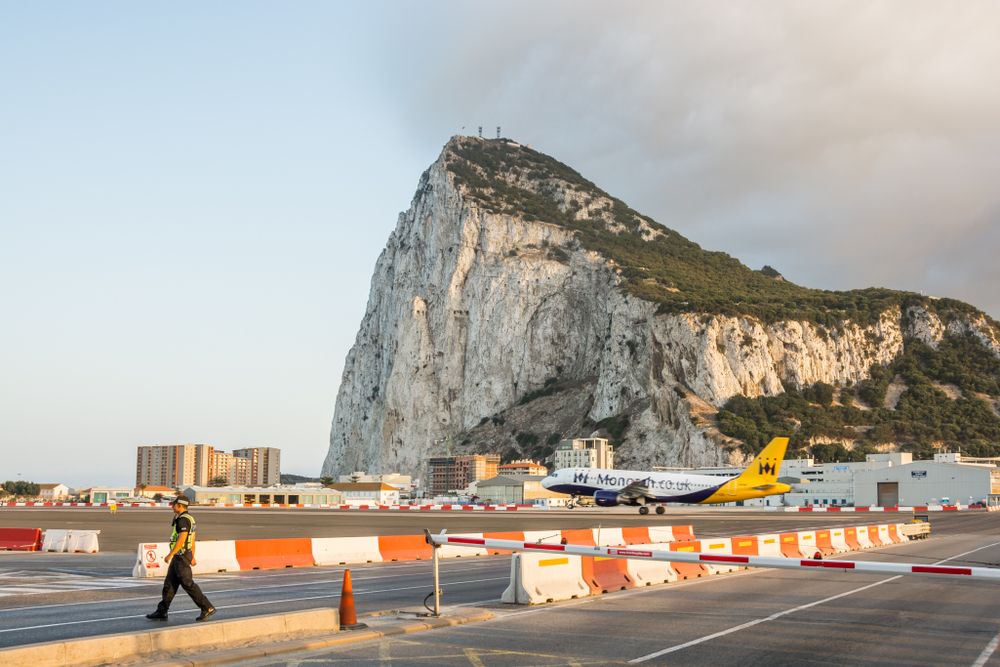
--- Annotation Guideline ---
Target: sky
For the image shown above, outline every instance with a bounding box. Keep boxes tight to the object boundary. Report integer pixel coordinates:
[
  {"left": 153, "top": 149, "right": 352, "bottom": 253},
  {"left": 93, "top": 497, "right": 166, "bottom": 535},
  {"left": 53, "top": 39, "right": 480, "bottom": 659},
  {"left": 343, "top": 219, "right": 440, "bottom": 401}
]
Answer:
[{"left": 2, "top": 2, "right": 999, "bottom": 487}]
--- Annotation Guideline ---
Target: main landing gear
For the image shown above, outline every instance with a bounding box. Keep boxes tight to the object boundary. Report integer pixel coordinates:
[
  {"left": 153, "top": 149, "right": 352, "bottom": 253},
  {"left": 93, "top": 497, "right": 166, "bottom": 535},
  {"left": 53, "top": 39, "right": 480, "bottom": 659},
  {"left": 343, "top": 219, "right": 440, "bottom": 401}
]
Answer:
[{"left": 638, "top": 505, "right": 667, "bottom": 515}]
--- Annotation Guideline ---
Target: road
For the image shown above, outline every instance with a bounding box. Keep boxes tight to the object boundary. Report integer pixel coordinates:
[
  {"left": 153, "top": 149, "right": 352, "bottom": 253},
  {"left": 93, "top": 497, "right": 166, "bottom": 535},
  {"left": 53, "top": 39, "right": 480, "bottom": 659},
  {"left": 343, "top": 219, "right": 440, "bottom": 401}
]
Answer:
[{"left": 1, "top": 510, "right": 997, "bottom": 665}]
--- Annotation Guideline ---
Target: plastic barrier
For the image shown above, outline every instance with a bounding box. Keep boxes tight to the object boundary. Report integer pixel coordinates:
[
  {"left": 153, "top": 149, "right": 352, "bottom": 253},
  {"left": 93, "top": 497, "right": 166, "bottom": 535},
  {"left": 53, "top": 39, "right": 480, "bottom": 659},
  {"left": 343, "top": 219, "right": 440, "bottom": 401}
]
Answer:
[
  {"left": 701, "top": 538, "right": 742, "bottom": 574},
  {"left": 0, "top": 528, "right": 42, "bottom": 551},
  {"left": 867, "top": 525, "right": 885, "bottom": 547},
  {"left": 668, "top": 540, "right": 709, "bottom": 579},
  {"left": 844, "top": 527, "right": 861, "bottom": 550},
  {"left": 647, "top": 526, "right": 679, "bottom": 543},
  {"left": 583, "top": 553, "right": 634, "bottom": 593},
  {"left": 594, "top": 527, "right": 625, "bottom": 546},
  {"left": 797, "top": 531, "right": 819, "bottom": 559},
  {"left": 560, "top": 529, "right": 597, "bottom": 546},
  {"left": 671, "top": 525, "right": 696, "bottom": 541},
  {"left": 780, "top": 532, "right": 803, "bottom": 557},
  {"left": 814, "top": 530, "right": 837, "bottom": 556},
  {"left": 755, "top": 534, "right": 782, "bottom": 556},
  {"left": 188, "top": 540, "right": 240, "bottom": 573},
  {"left": 312, "top": 536, "right": 383, "bottom": 565},
  {"left": 438, "top": 533, "right": 489, "bottom": 558},
  {"left": 829, "top": 528, "right": 850, "bottom": 553},
  {"left": 64, "top": 530, "right": 100, "bottom": 553},
  {"left": 377, "top": 534, "right": 433, "bottom": 561},
  {"left": 521, "top": 530, "right": 564, "bottom": 545},
  {"left": 42, "top": 529, "right": 69, "bottom": 552},
  {"left": 133, "top": 542, "right": 170, "bottom": 577},
  {"left": 887, "top": 524, "right": 904, "bottom": 544},
  {"left": 877, "top": 524, "right": 892, "bottom": 546},
  {"left": 855, "top": 525, "right": 874, "bottom": 549},
  {"left": 501, "top": 552, "right": 591, "bottom": 604},
  {"left": 731, "top": 535, "right": 759, "bottom": 556},
  {"left": 235, "top": 538, "right": 314, "bottom": 570},
  {"left": 625, "top": 543, "right": 678, "bottom": 586},
  {"left": 622, "top": 527, "right": 652, "bottom": 544}
]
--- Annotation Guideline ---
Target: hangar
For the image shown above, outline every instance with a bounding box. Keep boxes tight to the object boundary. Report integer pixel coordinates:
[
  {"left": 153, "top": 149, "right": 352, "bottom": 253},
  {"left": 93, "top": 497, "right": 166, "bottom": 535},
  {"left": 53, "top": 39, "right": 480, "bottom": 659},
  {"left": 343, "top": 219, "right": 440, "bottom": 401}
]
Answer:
[{"left": 853, "top": 461, "right": 993, "bottom": 507}]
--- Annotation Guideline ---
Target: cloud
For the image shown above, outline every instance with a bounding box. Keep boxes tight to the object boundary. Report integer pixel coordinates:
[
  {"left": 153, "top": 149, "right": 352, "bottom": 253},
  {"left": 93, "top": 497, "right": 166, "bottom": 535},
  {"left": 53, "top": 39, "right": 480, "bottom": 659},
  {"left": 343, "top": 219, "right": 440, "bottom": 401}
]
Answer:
[{"left": 367, "top": 0, "right": 1000, "bottom": 318}]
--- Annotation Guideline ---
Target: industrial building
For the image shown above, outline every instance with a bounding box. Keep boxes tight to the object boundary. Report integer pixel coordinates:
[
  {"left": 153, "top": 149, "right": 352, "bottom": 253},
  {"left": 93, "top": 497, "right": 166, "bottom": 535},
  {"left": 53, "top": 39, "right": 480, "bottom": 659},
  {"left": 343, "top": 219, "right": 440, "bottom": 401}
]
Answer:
[
  {"left": 181, "top": 485, "right": 343, "bottom": 506},
  {"left": 475, "top": 475, "right": 568, "bottom": 506}
]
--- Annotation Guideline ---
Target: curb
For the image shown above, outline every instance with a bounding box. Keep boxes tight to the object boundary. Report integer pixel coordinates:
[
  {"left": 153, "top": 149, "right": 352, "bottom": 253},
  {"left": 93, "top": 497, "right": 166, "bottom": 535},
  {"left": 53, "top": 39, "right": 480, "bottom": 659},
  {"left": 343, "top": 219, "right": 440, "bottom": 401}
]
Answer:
[{"left": 143, "top": 609, "right": 495, "bottom": 667}]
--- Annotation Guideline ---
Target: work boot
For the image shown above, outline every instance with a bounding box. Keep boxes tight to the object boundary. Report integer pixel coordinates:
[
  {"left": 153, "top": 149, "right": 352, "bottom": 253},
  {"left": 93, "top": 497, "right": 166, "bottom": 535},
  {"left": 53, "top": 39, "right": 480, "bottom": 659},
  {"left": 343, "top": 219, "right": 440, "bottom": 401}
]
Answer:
[
  {"left": 196, "top": 607, "right": 216, "bottom": 622},
  {"left": 146, "top": 611, "right": 168, "bottom": 620}
]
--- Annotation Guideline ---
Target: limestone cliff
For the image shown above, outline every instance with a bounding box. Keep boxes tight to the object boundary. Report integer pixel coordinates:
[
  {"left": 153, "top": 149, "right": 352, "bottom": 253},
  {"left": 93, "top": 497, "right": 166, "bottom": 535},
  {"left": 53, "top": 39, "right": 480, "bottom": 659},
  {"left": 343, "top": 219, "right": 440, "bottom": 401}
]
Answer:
[{"left": 322, "top": 137, "right": 1000, "bottom": 478}]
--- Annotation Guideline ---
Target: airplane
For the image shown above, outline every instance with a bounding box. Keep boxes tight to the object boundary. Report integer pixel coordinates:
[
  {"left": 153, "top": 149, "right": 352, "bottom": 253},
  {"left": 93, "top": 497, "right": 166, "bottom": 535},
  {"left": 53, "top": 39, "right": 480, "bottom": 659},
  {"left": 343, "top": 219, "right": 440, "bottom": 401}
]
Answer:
[{"left": 540, "top": 437, "right": 791, "bottom": 514}]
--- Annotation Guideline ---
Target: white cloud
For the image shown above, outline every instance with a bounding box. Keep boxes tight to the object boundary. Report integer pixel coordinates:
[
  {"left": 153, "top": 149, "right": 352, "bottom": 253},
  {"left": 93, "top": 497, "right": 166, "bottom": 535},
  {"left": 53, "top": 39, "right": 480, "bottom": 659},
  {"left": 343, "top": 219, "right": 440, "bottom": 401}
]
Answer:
[{"left": 369, "top": 0, "right": 1000, "bottom": 317}]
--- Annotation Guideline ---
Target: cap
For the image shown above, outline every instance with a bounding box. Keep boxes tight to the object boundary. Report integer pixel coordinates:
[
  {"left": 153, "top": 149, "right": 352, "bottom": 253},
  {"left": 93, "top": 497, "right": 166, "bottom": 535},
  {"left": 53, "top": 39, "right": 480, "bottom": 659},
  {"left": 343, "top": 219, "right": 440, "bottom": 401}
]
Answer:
[{"left": 172, "top": 494, "right": 190, "bottom": 507}]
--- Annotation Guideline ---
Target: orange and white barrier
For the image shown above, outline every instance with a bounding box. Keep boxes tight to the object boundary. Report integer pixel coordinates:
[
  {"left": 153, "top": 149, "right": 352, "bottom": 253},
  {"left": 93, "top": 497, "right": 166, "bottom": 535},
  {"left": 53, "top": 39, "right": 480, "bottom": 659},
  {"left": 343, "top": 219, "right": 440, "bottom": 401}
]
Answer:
[
  {"left": 700, "top": 538, "right": 742, "bottom": 574},
  {"left": 501, "top": 552, "right": 591, "bottom": 604},
  {"left": 132, "top": 525, "right": 689, "bottom": 578},
  {"left": 625, "top": 543, "right": 678, "bottom": 586},
  {"left": 312, "top": 536, "right": 382, "bottom": 565}
]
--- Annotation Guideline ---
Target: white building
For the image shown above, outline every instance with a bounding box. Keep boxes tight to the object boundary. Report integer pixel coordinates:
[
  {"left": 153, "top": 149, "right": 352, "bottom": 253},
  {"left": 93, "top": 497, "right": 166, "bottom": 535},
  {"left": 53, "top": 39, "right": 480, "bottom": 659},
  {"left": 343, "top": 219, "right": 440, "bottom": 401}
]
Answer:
[
  {"left": 553, "top": 438, "right": 614, "bottom": 470},
  {"left": 853, "top": 459, "right": 995, "bottom": 506},
  {"left": 181, "top": 485, "right": 343, "bottom": 506},
  {"left": 38, "top": 483, "right": 69, "bottom": 500},
  {"left": 332, "top": 482, "right": 400, "bottom": 505},
  {"left": 337, "top": 472, "right": 412, "bottom": 498}
]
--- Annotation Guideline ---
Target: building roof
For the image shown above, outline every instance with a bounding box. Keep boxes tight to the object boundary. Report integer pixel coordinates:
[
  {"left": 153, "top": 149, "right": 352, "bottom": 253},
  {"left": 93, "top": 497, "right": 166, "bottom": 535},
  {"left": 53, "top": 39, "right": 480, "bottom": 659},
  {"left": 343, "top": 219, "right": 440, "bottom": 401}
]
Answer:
[
  {"left": 477, "top": 475, "right": 546, "bottom": 488},
  {"left": 138, "top": 485, "right": 174, "bottom": 492},
  {"left": 331, "top": 482, "right": 398, "bottom": 491},
  {"left": 182, "top": 485, "right": 342, "bottom": 494},
  {"left": 39, "top": 483, "right": 66, "bottom": 489}
]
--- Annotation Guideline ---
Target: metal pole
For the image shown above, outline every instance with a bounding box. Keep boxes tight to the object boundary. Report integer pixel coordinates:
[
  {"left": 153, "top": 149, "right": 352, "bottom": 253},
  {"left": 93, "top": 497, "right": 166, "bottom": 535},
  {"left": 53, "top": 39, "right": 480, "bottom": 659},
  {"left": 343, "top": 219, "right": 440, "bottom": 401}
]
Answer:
[{"left": 432, "top": 541, "right": 441, "bottom": 617}]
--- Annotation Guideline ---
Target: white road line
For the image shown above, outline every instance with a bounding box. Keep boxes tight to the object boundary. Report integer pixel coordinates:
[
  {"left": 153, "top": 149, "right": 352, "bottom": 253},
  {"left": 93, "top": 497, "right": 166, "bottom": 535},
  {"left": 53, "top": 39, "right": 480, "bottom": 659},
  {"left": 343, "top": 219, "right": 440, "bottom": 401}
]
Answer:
[
  {"left": 629, "top": 540, "right": 1000, "bottom": 664},
  {"left": 972, "top": 631, "right": 1000, "bottom": 667},
  {"left": 0, "top": 576, "right": 510, "bottom": 634}
]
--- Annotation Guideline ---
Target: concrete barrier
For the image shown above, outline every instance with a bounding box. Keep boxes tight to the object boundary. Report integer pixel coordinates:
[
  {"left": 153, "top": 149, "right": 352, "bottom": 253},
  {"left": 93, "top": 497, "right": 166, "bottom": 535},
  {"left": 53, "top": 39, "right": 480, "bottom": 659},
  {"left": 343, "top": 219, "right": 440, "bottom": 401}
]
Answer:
[
  {"left": 867, "top": 525, "right": 885, "bottom": 547},
  {"left": 377, "top": 534, "right": 433, "bottom": 561},
  {"left": 814, "top": 530, "right": 837, "bottom": 557},
  {"left": 501, "top": 552, "right": 591, "bottom": 604},
  {"left": 236, "top": 538, "right": 314, "bottom": 570},
  {"left": 312, "top": 536, "right": 383, "bottom": 565},
  {"left": 731, "top": 535, "right": 759, "bottom": 556},
  {"left": 0, "top": 608, "right": 340, "bottom": 667},
  {"left": 594, "top": 527, "right": 625, "bottom": 546}
]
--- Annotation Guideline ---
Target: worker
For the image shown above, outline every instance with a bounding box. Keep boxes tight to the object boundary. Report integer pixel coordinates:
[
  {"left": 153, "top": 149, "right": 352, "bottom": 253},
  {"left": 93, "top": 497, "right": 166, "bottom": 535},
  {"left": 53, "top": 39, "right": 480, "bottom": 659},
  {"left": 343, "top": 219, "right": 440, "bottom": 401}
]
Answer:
[
  {"left": 109, "top": 500, "right": 117, "bottom": 516},
  {"left": 146, "top": 494, "right": 216, "bottom": 621}
]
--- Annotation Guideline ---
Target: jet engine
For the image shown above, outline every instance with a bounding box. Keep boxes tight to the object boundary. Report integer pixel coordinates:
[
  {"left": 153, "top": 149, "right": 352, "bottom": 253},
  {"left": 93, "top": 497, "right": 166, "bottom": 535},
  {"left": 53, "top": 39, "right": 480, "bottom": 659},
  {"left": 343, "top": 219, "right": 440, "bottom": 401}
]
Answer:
[{"left": 594, "top": 490, "right": 627, "bottom": 507}]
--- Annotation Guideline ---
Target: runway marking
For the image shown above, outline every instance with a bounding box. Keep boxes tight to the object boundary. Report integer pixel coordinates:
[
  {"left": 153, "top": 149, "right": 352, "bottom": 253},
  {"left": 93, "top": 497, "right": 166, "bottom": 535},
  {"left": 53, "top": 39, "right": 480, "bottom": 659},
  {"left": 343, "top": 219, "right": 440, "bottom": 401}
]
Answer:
[
  {"left": 0, "top": 576, "right": 510, "bottom": 634},
  {"left": 972, "top": 629, "right": 1000, "bottom": 667},
  {"left": 628, "top": 540, "right": 1000, "bottom": 663},
  {"left": 0, "top": 571, "right": 156, "bottom": 598}
]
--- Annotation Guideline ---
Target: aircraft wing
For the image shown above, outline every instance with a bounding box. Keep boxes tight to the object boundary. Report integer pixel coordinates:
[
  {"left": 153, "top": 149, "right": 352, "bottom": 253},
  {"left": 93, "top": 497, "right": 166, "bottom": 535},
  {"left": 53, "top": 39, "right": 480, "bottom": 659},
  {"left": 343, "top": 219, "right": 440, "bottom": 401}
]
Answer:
[{"left": 617, "top": 481, "right": 655, "bottom": 501}]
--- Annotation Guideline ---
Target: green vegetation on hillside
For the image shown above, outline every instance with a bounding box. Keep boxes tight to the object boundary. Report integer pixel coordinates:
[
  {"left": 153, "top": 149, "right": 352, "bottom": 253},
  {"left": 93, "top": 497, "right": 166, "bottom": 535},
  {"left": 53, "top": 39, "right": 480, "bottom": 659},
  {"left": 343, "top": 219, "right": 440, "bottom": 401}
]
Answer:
[
  {"left": 446, "top": 138, "right": 987, "bottom": 328},
  {"left": 717, "top": 333, "right": 1000, "bottom": 460}
]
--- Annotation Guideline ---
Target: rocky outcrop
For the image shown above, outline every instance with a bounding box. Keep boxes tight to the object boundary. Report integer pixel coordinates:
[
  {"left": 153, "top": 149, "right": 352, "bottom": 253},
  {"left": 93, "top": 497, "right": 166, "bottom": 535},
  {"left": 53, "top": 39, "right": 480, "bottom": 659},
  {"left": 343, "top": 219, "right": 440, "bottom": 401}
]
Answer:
[{"left": 322, "top": 138, "right": 999, "bottom": 477}]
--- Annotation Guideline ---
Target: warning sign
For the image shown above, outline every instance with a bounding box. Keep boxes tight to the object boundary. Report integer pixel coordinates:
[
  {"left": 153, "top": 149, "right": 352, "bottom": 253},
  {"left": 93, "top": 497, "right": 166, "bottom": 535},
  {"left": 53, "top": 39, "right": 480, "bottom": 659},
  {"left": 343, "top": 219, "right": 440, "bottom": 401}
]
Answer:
[{"left": 145, "top": 550, "right": 157, "bottom": 563}]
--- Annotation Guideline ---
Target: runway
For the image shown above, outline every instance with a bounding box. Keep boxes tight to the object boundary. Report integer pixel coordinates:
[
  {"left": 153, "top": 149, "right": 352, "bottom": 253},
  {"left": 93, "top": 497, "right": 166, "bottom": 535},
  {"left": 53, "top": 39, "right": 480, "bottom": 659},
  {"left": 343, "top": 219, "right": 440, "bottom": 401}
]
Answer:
[{"left": 1, "top": 511, "right": 997, "bottom": 664}]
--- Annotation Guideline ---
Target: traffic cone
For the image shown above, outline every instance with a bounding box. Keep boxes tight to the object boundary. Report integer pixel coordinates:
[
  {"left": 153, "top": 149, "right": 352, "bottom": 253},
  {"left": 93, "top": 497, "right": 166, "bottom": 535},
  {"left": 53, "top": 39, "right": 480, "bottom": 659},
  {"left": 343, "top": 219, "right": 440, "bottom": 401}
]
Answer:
[{"left": 339, "top": 569, "right": 365, "bottom": 629}]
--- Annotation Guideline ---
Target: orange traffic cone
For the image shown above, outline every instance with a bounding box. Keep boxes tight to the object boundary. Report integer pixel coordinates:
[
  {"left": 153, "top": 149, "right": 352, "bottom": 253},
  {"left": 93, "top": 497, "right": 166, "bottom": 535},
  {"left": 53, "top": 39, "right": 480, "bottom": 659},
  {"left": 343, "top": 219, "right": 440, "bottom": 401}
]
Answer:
[{"left": 339, "top": 569, "right": 365, "bottom": 629}]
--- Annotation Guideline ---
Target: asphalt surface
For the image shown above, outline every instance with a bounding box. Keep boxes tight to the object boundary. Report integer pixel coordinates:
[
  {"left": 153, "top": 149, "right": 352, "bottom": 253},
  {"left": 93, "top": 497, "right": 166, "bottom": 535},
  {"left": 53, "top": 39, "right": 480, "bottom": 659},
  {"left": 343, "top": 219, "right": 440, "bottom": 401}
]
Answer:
[
  {"left": 0, "top": 506, "right": 924, "bottom": 552},
  {"left": 1, "top": 510, "right": 997, "bottom": 665}
]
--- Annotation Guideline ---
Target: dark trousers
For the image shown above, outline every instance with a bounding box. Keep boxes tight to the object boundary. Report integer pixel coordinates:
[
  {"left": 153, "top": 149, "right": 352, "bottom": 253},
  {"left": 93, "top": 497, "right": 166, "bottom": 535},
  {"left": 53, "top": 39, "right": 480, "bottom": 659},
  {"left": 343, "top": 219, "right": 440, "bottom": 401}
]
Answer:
[{"left": 156, "top": 553, "right": 213, "bottom": 614}]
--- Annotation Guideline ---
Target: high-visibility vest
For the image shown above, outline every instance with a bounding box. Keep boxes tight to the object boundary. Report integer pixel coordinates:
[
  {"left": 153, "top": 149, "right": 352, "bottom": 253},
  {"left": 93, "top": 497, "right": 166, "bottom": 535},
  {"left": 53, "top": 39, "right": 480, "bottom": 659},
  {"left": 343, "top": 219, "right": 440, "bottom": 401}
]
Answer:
[{"left": 170, "top": 513, "right": 196, "bottom": 551}]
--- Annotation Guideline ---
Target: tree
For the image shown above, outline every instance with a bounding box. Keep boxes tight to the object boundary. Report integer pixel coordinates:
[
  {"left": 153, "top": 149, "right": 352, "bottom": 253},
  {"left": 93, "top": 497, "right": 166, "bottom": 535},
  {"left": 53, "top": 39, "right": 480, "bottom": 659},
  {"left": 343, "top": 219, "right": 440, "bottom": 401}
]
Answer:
[
  {"left": 320, "top": 476, "right": 334, "bottom": 487},
  {"left": 207, "top": 476, "right": 229, "bottom": 487},
  {"left": 2, "top": 480, "right": 40, "bottom": 497}
]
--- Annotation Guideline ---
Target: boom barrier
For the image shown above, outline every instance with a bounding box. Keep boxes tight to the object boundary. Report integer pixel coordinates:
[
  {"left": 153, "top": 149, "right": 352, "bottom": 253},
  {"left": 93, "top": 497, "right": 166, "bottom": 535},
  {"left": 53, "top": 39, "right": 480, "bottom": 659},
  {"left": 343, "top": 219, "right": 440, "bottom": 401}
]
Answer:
[{"left": 425, "top": 532, "right": 1000, "bottom": 582}]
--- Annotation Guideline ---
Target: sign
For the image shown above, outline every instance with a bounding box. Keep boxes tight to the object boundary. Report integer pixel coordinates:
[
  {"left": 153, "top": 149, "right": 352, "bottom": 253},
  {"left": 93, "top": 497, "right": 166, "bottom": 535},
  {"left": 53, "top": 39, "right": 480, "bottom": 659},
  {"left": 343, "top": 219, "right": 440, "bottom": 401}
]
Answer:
[{"left": 911, "top": 470, "right": 928, "bottom": 479}]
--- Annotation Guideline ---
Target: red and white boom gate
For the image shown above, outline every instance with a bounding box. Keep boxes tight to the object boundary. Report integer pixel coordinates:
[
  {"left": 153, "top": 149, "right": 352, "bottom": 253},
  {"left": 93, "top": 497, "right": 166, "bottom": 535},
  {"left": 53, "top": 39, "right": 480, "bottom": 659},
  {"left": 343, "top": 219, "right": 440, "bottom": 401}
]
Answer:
[{"left": 422, "top": 530, "right": 1000, "bottom": 612}]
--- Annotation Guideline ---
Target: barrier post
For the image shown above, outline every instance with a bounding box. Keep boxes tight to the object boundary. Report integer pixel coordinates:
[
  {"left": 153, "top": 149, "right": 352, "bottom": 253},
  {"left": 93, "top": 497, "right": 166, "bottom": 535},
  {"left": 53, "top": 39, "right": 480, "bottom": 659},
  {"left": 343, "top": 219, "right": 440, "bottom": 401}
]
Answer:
[{"left": 424, "top": 529, "right": 441, "bottom": 617}]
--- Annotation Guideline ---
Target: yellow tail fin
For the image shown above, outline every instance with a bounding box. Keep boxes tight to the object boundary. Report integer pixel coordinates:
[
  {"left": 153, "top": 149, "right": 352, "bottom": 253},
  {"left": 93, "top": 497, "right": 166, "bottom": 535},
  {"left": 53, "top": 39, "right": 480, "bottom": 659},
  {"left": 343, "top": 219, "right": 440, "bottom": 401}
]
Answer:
[{"left": 734, "top": 437, "right": 789, "bottom": 486}]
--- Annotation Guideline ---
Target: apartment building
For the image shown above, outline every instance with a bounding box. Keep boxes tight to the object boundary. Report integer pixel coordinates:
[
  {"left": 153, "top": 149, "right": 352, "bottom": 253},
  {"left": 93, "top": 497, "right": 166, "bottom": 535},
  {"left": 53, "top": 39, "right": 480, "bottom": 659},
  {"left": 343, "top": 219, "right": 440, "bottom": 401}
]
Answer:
[
  {"left": 553, "top": 438, "right": 614, "bottom": 470},
  {"left": 427, "top": 454, "right": 500, "bottom": 496},
  {"left": 232, "top": 447, "right": 281, "bottom": 486},
  {"left": 137, "top": 445, "right": 280, "bottom": 488}
]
